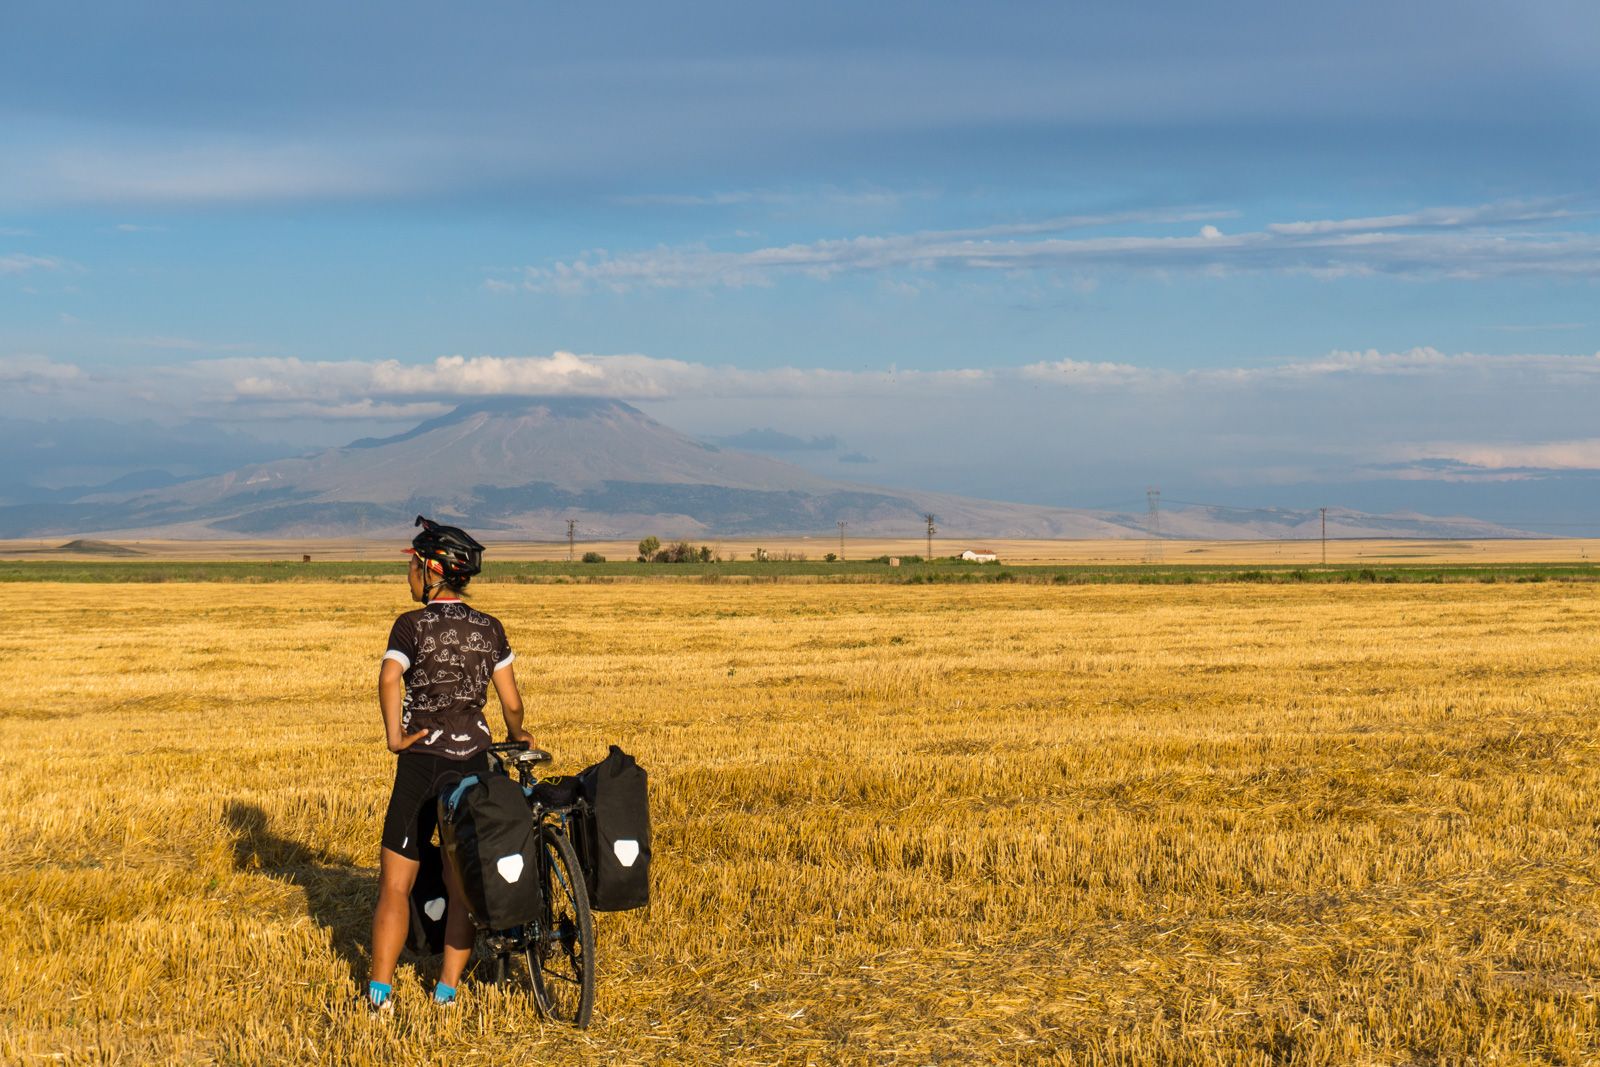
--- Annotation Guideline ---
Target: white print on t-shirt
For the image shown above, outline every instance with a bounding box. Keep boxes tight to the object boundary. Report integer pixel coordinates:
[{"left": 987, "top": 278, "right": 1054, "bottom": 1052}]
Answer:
[
  {"left": 405, "top": 691, "right": 454, "bottom": 714},
  {"left": 389, "top": 603, "right": 512, "bottom": 756}
]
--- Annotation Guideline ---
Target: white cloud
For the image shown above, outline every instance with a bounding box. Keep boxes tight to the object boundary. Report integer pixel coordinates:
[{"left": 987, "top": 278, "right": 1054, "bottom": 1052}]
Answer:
[
  {"left": 224, "top": 398, "right": 454, "bottom": 422},
  {"left": 515, "top": 198, "right": 1600, "bottom": 292},
  {"left": 1023, "top": 347, "right": 1600, "bottom": 389},
  {"left": 0, "top": 354, "right": 83, "bottom": 389},
  {"left": 0, "top": 253, "right": 66, "bottom": 275},
  {"left": 107, "top": 345, "right": 1600, "bottom": 415},
  {"left": 1019, "top": 358, "right": 1152, "bottom": 387},
  {"left": 1265, "top": 200, "right": 1575, "bottom": 236},
  {"left": 226, "top": 352, "right": 624, "bottom": 402},
  {"left": 4, "top": 139, "right": 419, "bottom": 205},
  {"left": 514, "top": 208, "right": 1240, "bottom": 293},
  {"left": 1193, "top": 346, "right": 1462, "bottom": 382},
  {"left": 170, "top": 351, "right": 1001, "bottom": 415},
  {"left": 1401, "top": 438, "right": 1600, "bottom": 472},
  {"left": 1346, "top": 464, "right": 1545, "bottom": 484},
  {"left": 614, "top": 186, "right": 918, "bottom": 209}
]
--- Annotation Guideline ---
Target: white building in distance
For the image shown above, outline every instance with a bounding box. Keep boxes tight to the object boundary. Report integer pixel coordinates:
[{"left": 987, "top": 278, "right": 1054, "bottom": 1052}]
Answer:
[{"left": 961, "top": 549, "right": 999, "bottom": 563}]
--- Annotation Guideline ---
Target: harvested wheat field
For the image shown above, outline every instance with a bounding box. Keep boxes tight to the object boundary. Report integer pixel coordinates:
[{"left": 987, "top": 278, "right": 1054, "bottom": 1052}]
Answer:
[{"left": 3, "top": 580, "right": 1598, "bottom": 1065}]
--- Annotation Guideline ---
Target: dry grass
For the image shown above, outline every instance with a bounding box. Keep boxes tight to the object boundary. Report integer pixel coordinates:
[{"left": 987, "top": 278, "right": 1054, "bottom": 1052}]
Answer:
[{"left": 2, "top": 581, "right": 1598, "bottom": 1065}]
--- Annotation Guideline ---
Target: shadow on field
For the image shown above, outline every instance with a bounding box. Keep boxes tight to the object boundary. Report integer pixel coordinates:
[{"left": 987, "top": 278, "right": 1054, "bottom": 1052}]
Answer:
[{"left": 223, "top": 802, "right": 377, "bottom": 981}]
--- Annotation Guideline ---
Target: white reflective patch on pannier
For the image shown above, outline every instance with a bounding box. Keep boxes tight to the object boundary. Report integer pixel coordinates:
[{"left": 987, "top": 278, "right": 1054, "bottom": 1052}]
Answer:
[
  {"left": 613, "top": 839, "right": 640, "bottom": 867},
  {"left": 496, "top": 854, "right": 525, "bottom": 882},
  {"left": 423, "top": 897, "right": 446, "bottom": 922}
]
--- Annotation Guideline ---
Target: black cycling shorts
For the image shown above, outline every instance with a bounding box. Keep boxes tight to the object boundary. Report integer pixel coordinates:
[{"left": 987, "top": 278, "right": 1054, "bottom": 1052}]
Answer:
[{"left": 381, "top": 749, "right": 490, "bottom": 861}]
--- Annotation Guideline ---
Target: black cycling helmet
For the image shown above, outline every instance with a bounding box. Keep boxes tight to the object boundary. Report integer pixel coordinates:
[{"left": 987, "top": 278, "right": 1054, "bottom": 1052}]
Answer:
[{"left": 409, "top": 515, "right": 485, "bottom": 587}]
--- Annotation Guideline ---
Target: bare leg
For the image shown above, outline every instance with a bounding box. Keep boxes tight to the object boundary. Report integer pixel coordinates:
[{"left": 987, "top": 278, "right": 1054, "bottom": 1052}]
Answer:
[
  {"left": 369, "top": 847, "right": 420, "bottom": 986},
  {"left": 438, "top": 853, "right": 475, "bottom": 988}
]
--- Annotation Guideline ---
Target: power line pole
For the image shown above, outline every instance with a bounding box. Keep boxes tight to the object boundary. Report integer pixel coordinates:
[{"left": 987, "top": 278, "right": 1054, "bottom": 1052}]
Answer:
[
  {"left": 1320, "top": 507, "right": 1327, "bottom": 567},
  {"left": 837, "top": 519, "right": 847, "bottom": 561},
  {"left": 566, "top": 518, "right": 578, "bottom": 562},
  {"left": 924, "top": 512, "right": 937, "bottom": 561},
  {"left": 1145, "top": 487, "right": 1162, "bottom": 563}
]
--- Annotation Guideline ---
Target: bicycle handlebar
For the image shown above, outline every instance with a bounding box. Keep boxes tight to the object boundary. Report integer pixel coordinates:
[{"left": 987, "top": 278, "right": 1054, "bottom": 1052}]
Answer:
[{"left": 488, "top": 740, "right": 553, "bottom": 766}]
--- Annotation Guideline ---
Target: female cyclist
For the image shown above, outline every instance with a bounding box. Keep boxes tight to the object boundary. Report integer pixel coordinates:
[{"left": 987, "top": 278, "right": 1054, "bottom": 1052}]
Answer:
[{"left": 362, "top": 516, "right": 534, "bottom": 1013}]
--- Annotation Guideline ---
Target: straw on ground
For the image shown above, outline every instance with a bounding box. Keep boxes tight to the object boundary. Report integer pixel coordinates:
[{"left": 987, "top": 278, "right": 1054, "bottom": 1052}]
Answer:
[{"left": 1, "top": 581, "right": 1597, "bottom": 1064}]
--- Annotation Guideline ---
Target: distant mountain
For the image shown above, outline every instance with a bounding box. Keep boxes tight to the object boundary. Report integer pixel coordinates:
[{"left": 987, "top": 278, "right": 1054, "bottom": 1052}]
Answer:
[
  {"left": 1126, "top": 504, "right": 1529, "bottom": 541},
  {"left": 0, "top": 396, "right": 1539, "bottom": 540}
]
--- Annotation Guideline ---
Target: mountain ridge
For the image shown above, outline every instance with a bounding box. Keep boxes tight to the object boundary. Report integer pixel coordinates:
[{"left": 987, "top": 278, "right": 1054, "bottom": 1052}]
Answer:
[{"left": 0, "top": 397, "right": 1540, "bottom": 541}]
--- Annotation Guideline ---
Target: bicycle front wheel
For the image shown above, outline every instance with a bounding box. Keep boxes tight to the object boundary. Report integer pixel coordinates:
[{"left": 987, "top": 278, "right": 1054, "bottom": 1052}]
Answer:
[{"left": 525, "top": 822, "right": 595, "bottom": 1028}]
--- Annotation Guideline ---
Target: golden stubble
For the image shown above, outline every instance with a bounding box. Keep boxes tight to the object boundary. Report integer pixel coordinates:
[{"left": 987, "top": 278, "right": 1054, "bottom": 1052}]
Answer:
[{"left": 2, "top": 582, "right": 1597, "bottom": 1065}]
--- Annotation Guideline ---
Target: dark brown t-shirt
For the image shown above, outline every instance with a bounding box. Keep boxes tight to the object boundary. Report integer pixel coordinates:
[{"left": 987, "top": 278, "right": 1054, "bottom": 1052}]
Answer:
[{"left": 383, "top": 597, "right": 515, "bottom": 760}]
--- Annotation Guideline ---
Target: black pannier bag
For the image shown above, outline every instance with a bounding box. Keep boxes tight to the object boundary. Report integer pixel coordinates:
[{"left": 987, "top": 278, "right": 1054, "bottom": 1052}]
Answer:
[
  {"left": 407, "top": 840, "right": 450, "bottom": 955},
  {"left": 573, "top": 745, "right": 651, "bottom": 911},
  {"left": 529, "top": 773, "right": 581, "bottom": 809},
  {"left": 438, "top": 773, "right": 542, "bottom": 929}
]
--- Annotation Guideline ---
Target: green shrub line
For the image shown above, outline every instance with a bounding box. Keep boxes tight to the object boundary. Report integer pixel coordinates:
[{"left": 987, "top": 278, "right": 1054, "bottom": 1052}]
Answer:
[{"left": 2, "top": 558, "right": 1597, "bottom": 585}]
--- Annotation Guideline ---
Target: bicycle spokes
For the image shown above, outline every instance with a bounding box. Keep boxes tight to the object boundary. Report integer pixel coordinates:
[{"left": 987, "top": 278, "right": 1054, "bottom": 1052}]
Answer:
[{"left": 528, "top": 827, "right": 595, "bottom": 1026}]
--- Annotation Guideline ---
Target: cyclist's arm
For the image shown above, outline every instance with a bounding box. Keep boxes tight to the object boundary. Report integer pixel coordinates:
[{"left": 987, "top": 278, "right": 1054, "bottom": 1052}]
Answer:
[
  {"left": 492, "top": 662, "right": 533, "bottom": 744},
  {"left": 379, "top": 658, "right": 428, "bottom": 752}
]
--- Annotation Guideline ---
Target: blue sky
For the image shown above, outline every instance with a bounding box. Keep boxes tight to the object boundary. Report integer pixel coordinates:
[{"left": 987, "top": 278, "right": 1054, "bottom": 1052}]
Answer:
[{"left": 4, "top": 1, "right": 1600, "bottom": 527}]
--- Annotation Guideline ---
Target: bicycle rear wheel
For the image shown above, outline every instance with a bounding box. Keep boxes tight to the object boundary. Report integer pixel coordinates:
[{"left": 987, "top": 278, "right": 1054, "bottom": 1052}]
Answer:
[{"left": 525, "top": 823, "right": 595, "bottom": 1027}]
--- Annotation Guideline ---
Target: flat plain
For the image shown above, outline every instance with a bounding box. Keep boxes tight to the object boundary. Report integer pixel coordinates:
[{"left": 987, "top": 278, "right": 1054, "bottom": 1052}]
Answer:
[
  {"left": 3, "top": 579, "right": 1598, "bottom": 1064},
  {"left": 5, "top": 536, "right": 1599, "bottom": 565}
]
